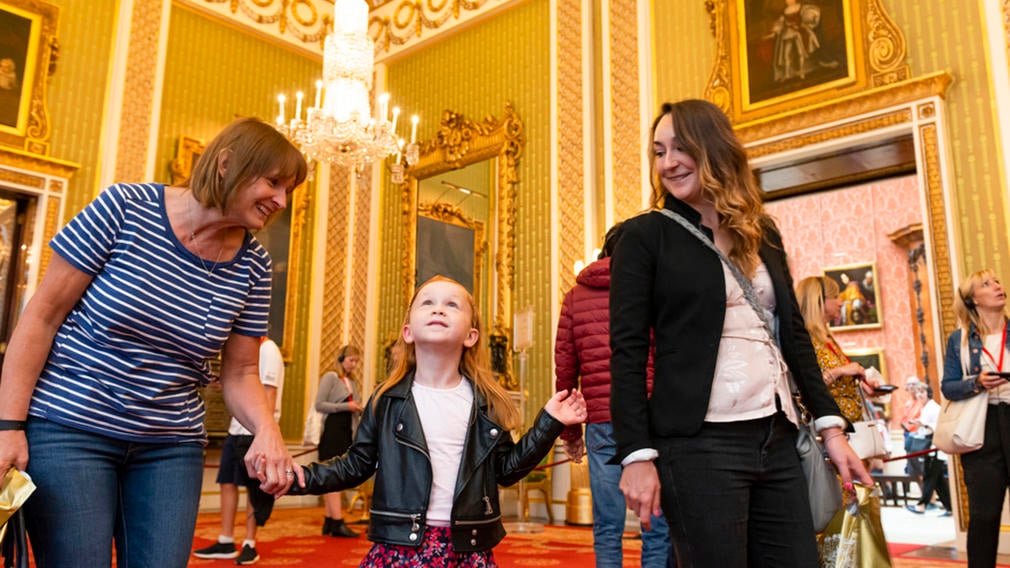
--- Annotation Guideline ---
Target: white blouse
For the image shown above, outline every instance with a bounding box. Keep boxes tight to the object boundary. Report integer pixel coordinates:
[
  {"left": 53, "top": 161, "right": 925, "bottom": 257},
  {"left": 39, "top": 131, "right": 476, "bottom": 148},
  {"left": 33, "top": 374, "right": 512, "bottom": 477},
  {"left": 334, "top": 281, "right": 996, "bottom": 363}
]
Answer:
[{"left": 705, "top": 262, "right": 801, "bottom": 428}]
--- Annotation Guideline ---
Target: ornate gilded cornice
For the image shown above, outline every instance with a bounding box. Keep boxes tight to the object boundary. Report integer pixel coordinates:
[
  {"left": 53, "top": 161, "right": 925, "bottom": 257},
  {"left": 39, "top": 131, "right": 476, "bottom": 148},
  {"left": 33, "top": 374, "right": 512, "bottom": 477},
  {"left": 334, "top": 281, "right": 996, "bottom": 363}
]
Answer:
[
  {"left": 737, "top": 72, "right": 953, "bottom": 145},
  {"left": 176, "top": 0, "right": 331, "bottom": 56},
  {"left": 175, "top": 0, "right": 521, "bottom": 61},
  {"left": 368, "top": 0, "right": 519, "bottom": 62}
]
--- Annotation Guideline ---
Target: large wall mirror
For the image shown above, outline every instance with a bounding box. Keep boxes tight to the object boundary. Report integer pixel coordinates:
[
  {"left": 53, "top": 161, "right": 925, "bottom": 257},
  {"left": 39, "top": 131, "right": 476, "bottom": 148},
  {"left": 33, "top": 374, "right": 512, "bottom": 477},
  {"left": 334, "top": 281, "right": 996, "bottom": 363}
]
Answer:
[{"left": 400, "top": 103, "right": 524, "bottom": 390}]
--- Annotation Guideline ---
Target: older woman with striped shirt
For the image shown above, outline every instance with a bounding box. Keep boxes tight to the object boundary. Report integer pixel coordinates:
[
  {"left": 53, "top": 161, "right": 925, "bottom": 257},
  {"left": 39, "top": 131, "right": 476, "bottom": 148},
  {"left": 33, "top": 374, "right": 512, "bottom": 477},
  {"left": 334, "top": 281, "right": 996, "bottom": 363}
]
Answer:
[{"left": 0, "top": 117, "right": 307, "bottom": 568}]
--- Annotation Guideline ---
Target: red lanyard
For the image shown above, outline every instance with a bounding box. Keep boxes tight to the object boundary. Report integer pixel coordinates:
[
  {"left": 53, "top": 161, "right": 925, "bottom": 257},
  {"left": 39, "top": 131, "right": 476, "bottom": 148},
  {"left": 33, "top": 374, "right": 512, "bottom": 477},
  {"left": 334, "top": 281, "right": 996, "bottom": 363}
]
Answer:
[
  {"left": 341, "top": 376, "right": 354, "bottom": 401},
  {"left": 981, "top": 321, "right": 1008, "bottom": 372},
  {"left": 824, "top": 339, "right": 851, "bottom": 364}
]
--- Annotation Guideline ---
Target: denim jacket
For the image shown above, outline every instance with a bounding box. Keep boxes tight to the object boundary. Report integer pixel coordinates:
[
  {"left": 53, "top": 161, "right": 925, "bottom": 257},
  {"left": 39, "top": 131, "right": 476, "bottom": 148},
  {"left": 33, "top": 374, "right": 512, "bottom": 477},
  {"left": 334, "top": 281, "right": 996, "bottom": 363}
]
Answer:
[{"left": 941, "top": 320, "right": 1010, "bottom": 401}]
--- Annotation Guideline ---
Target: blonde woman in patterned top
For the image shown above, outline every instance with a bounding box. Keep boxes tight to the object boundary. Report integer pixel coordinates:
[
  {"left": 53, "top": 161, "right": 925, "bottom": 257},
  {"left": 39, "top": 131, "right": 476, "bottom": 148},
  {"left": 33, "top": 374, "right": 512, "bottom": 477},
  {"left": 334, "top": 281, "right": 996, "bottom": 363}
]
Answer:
[{"left": 796, "top": 276, "right": 881, "bottom": 424}]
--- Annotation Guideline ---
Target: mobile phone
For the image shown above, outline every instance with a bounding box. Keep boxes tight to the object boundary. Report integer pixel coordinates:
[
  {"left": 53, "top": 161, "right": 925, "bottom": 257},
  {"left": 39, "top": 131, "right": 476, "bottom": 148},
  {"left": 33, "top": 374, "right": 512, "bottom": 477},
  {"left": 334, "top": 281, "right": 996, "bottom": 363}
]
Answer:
[
  {"left": 872, "top": 384, "right": 897, "bottom": 394},
  {"left": 994, "top": 372, "right": 1010, "bottom": 379}
]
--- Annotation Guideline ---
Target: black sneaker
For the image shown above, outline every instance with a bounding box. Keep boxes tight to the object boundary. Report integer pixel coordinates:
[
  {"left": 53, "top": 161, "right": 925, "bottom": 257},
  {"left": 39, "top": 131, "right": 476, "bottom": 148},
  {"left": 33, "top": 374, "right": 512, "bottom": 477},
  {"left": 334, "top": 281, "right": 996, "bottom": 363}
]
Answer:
[
  {"left": 193, "top": 541, "right": 238, "bottom": 559},
  {"left": 235, "top": 544, "right": 259, "bottom": 565}
]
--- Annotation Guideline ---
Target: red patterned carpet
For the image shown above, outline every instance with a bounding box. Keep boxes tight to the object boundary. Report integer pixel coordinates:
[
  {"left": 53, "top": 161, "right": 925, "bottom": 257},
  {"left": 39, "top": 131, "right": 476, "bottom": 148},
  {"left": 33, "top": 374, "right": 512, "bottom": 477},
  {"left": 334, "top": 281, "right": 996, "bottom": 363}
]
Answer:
[{"left": 185, "top": 506, "right": 998, "bottom": 567}]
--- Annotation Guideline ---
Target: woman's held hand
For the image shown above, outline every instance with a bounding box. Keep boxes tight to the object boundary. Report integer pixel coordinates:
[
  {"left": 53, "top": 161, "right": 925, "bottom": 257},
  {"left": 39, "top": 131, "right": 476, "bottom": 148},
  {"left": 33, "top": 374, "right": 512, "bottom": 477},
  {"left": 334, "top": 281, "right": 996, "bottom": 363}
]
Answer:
[{"left": 619, "top": 460, "right": 662, "bottom": 531}]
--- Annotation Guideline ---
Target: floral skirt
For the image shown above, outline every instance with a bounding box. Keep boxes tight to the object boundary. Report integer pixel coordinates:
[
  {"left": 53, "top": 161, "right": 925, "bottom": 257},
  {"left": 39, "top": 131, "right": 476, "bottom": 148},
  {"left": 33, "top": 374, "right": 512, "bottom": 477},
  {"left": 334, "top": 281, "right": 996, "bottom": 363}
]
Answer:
[{"left": 360, "top": 526, "right": 497, "bottom": 567}]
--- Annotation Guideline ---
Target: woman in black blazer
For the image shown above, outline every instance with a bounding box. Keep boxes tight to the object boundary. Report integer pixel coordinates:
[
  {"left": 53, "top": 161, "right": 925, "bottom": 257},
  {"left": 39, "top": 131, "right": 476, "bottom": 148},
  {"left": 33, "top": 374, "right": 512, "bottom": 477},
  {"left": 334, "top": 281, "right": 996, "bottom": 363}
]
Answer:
[{"left": 609, "top": 99, "right": 872, "bottom": 567}]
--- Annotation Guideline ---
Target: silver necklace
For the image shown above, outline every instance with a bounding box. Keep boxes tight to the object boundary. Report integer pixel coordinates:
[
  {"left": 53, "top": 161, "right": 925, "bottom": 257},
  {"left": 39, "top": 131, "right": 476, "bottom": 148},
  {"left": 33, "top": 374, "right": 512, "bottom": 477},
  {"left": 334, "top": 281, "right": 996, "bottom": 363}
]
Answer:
[{"left": 186, "top": 197, "right": 225, "bottom": 277}]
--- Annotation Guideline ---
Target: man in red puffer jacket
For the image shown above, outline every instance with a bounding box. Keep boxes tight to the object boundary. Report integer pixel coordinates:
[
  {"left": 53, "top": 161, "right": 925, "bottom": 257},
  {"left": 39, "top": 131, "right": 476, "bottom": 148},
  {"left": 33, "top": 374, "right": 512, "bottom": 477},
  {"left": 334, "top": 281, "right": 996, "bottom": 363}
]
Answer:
[{"left": 555, "top": 222, "right": 673, "bottom": 568}]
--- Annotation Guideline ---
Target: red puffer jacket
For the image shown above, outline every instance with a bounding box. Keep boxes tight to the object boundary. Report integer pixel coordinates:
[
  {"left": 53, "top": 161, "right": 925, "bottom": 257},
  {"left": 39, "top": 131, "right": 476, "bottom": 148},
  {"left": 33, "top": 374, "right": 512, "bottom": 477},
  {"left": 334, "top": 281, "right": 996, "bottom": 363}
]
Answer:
[{"left": 554, "top": 257, "right": 652, "bottom": 442}]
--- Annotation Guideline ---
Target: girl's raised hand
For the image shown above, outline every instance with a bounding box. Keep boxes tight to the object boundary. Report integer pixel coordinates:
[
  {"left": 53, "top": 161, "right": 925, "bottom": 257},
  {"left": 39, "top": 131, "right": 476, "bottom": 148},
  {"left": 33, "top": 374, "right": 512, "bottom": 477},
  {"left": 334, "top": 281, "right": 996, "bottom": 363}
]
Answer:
[{"left": 544, "top": 389, "right": 587, "bottom": 426}]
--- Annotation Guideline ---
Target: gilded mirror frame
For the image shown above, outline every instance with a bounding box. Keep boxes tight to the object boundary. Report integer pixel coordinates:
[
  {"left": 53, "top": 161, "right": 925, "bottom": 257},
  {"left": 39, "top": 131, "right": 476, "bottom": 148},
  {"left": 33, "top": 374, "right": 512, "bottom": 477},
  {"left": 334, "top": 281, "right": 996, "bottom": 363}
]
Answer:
[{"left": 401, "top": 102, "right": 524, "bottom": 390}]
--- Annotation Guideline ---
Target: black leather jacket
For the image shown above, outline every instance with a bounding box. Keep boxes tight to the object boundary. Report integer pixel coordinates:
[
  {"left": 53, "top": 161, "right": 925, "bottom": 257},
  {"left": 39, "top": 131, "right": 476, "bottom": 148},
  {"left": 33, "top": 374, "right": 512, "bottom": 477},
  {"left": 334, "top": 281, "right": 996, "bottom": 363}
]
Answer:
[{"left": 291, "top": 373, "right": 564, "bottom": 552}]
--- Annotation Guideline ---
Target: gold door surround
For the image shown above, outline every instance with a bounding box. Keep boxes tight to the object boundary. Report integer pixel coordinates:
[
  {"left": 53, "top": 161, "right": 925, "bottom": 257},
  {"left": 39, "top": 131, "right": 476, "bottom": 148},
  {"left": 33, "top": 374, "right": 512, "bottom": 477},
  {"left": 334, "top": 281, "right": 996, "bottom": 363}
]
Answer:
[{"left": 400, "top": 102, "right": 524, "bottom": 390}]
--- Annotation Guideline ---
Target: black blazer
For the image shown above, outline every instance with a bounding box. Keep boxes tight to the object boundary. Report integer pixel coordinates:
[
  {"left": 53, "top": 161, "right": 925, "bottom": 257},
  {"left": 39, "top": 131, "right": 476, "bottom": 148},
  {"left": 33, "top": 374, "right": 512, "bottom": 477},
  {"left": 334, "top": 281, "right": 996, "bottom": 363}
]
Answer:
[{"left": 609, "top": 197, "right": 842, "bottom": 462}]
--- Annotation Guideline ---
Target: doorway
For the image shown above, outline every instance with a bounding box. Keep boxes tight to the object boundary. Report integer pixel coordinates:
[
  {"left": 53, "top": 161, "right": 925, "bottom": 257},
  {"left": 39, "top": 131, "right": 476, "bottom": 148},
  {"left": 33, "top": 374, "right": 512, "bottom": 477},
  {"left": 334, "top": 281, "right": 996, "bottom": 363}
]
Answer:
[{"left": 0, "top": 187, "right": 38, "bottom": 365}]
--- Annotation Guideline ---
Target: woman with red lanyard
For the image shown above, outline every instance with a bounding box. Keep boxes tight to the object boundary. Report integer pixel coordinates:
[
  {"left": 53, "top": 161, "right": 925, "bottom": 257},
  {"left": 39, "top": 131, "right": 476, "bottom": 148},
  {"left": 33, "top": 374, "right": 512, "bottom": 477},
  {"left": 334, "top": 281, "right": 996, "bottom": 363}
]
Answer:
[
  {"left": 941, "top": 269, "right": 1010, "bottom": 566},
  {"left": 315, "top": 345, "right": 364, "bottom": 537},
  {"left": 796, "top": 276, "right": 882, "bottom": 425}
]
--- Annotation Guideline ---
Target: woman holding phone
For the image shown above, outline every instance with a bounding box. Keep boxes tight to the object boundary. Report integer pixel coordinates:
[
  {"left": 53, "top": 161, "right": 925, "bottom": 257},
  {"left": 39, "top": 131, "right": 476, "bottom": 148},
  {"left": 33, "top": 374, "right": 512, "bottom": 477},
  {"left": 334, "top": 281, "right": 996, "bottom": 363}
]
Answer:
[
  {"left": 795, "top": 276, "right": 881, "bottom": 425},
  {"left": 940, "top": 269, "right": 1010, "bottom": 566}
]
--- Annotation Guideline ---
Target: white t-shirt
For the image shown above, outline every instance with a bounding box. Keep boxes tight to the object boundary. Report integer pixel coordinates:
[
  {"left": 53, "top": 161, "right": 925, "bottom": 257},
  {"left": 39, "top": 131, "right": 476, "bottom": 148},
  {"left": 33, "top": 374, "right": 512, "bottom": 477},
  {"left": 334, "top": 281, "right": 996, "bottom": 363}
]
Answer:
[
  {"left": 228, "top": 338, "right": 285, "bottom": 435},
  {"left": 412, "top": 378, "right": 474, "bottom": 526}
]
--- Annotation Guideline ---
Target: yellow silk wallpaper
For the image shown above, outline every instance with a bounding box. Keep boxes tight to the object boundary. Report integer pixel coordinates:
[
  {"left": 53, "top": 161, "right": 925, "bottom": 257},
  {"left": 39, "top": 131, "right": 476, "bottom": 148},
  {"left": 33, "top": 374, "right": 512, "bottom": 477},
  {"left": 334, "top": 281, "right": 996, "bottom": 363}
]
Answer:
[
  {"left": 41, "top": 0, "right": 117, "bottom": 217},
  {"left": 382, "top": 0, "right": 552, "bottom": 423},
  {"left": 157, "top": 6, "right": 321, "bottom": 436}
]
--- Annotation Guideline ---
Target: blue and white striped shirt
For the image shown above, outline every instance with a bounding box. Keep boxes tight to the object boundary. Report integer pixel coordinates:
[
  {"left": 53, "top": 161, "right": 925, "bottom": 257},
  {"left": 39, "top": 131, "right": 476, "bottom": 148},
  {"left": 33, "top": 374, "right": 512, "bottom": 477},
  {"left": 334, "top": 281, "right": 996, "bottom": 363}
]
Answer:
[{"left": 28, "top": 183, "right": 272, "bottom": 444}]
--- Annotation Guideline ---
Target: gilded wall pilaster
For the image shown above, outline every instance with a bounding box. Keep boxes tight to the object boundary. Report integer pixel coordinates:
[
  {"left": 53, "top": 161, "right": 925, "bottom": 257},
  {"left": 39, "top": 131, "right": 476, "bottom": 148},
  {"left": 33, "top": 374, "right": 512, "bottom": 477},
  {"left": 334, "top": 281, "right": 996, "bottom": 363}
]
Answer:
[
  {"left": 321, "top": 173, "right": 352, "bottom": 370},
  {"left": 349, "top": 170, "right": 373, "bottom": 358},
  {"left": 556, "top": 0, "right": 586, "bottom": 297},
  {"left": 606, "top": 0, "right": 643, "bottom": 223},
  {"left": 114, "top": 0, "right": 165, "bottom": 184}
]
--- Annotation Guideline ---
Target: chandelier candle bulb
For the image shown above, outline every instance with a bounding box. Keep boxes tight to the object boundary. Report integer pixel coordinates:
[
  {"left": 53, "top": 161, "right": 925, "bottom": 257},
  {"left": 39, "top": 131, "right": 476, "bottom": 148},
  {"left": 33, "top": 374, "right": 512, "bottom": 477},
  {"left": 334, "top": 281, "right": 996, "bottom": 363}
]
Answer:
[
  {"left": 378, "top": 93, "right": 389, "bottom": 122},
  {"left": 391, "top": 107, "right": 400, "bottom": 135},
  {"left": 295, "top": 92, "right": 304, "bottom": 123},
  {"left": 410, "top": 115, "right": 419, "bottom": 144}
]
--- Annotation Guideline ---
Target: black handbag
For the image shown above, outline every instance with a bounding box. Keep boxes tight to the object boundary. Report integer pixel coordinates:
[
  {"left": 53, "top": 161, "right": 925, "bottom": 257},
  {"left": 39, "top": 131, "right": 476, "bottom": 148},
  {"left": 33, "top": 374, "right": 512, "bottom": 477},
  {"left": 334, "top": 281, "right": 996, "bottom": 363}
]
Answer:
[{"left": 1, "top": 509, "right": 28, "bottom": 568}]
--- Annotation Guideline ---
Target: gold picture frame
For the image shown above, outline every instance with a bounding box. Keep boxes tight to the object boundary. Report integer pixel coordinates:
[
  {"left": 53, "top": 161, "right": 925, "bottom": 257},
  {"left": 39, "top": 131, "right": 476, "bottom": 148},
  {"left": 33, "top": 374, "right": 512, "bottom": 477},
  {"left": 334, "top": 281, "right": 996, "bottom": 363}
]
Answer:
[
  {"left": 0, "top": 0, "right": 59, "bottom": 154},
  {"left": 824, "top": 261, "right": 882, "bottom": 332},
  {"left": 846, "top": 347, "right": 887, "bottom": 384},
  {"left": 704, "top": 0, "right": 909, "bottom": 125},
  {"left": 415, "top": 201, "right": 486, "bottom": 299},
  {"left": 170, "top": 134, "right": 307, "bottom": 361}
]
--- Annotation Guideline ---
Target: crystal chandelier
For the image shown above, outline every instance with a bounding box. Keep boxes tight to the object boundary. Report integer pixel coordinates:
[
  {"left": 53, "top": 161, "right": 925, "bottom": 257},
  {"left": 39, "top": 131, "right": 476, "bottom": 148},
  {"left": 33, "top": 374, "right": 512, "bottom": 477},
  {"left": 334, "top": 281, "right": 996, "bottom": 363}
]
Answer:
[{"left": 274, "top": 0, "right": 418, "bottom": 171}]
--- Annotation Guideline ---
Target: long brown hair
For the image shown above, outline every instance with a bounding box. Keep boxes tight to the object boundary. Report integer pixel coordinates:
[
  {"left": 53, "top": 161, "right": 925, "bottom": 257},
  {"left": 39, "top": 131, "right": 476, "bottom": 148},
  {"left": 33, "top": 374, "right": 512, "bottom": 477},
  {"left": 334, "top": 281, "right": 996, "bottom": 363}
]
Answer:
[
  {"left": 371, "top": 276, "right": 520, "bottom": 431},
  {"left": 796, "top": 276, "right": 840, "bottom": 345},
  {"left": 648, "top": 99, "right": 768, "bottom": 277}
]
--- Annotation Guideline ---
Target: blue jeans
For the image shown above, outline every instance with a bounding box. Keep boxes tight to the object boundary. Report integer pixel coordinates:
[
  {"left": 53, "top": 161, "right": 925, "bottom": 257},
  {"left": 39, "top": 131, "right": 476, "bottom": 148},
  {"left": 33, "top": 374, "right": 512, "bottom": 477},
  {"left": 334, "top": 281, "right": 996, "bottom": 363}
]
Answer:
[
  {"left": 654, "top": 413, "right": 817, "bottom": 567},
  {"left": 586, "top": 422, "right": 672, "bottom": 568},
  {"left": 23, "top": 417, "right": 204, "bottom": 568}
]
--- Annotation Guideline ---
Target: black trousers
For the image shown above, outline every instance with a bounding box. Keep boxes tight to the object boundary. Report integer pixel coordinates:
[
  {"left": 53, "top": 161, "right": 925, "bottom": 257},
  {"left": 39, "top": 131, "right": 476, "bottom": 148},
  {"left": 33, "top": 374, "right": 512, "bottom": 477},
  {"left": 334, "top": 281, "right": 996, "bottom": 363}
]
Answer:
[
  {"left": 654, "top": 412, "right": 818, "bottom": 567},
  {"left": 961, "top": 403, "right": 1010, "bottom": 567},
  {"left": 916, "top": 454, "right": 951, "bottom": 510}
]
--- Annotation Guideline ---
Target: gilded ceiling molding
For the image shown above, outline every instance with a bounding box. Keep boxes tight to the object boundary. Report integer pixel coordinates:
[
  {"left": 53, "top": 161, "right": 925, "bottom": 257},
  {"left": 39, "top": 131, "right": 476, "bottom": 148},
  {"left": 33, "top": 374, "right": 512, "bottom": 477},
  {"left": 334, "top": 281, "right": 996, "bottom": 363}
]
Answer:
[
  {"left": 176, "top": 0, "right": 331, "bottom": 56},
  {"left": 369, "top": 0, "right": 520, "bottom": 62}
]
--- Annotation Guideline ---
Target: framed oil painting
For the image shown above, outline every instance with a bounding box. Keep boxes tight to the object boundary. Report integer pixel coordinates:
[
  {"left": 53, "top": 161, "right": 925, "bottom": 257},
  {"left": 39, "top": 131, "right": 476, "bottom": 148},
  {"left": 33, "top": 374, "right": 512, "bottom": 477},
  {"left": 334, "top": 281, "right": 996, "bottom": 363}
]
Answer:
[
  {"left": 847, "top": 347, "right": 889, "bottom": 418},
  {"left": 738, "top": 0, "right": 855, "bottom": 110},
  {"left": 0, "top": 0, "right": 58, "bottom": 153},
  {"left": 846, "top": 347, "right": 887, "bottom": 384},
  {"left": 824, "top": 262, "right": 881, "bottom": 331},
  {"left": 704, "top": 0, "right": 910, "bottom": 124},
  {"left": 415, "top": 202, "right": 484, "bottom": 298}
]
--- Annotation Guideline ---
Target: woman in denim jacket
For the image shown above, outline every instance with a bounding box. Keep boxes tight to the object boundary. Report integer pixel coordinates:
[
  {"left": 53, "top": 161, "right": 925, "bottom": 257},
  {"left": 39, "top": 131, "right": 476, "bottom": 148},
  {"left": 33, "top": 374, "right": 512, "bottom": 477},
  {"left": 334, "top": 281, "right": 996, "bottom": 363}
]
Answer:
[{"left": 940, "top": 268, "right": 1010, "bottom": 566}]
